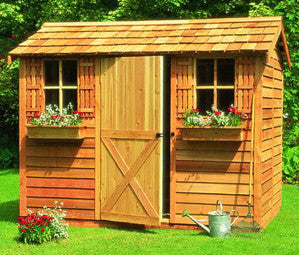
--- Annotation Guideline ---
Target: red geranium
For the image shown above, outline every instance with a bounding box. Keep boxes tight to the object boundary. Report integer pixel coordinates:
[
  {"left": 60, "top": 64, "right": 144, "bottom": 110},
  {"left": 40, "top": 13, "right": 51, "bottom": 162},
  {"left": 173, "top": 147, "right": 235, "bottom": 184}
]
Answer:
[
  {"left": 215, "top": 111, "right": 222, "bottom": 116},
  {"left": 51, "top": 115, "right": 56, "bottom": 120},
  {"left": 191, "top": 108, "right": 200, "bottom": 113},
  {"left": 228, "top": 106, "right": 237, "bottom": 114},
  {"left": 33, "top": 112, "right": 40, "bottom": 118}
]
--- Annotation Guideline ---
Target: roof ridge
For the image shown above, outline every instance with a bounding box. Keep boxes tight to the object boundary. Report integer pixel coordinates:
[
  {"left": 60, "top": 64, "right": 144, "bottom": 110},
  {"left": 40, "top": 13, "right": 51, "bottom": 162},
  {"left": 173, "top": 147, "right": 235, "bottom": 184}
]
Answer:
[{"left": 42, "top": 16, "right": 282, "bottom": 27}]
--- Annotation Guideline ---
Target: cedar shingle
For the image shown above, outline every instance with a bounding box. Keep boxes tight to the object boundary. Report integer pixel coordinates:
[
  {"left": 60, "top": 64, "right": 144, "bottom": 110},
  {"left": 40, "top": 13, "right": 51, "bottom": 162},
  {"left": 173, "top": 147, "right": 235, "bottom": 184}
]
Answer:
[
  {"left": 263, "top": 34, "right": 275, "bottom": 42},
  {"left": 226, "top": 43, "right": 242, "bottom": 51},
  {"left": 204, "top": 23, "right": 218, "bottom": 29},
  {"left": 9, "top": 17, "right": 284, "bottom": 56},
  {"left": 240, "top": 43, "right": 257, "bottom": 50},
  {"left": 235, "top": 35, "right": 251, "bottom": 42},
  {"left": 207, "top": 36, "right": 224, "bottom": 43},
  {"left": 255, "top": 42, "right": 272, "bottom": 50},
  {"left": 221, "top": 35, "right": 237, "bottom": 43},
  {"left": 211, "top": 43, "right": 229, "bottom": 51},
  {"left": 249, "top": 35, "right": 265, "bottom": 42},
  {"left": 193, "top": 36, "right": 209, "bottom": 43}
]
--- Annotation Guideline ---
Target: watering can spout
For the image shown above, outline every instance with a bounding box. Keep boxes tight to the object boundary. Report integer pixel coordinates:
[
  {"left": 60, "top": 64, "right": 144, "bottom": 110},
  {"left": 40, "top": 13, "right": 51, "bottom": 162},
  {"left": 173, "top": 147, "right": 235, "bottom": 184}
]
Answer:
[{"left": 182, "top": 210, "right": 210, "bottom": 234}]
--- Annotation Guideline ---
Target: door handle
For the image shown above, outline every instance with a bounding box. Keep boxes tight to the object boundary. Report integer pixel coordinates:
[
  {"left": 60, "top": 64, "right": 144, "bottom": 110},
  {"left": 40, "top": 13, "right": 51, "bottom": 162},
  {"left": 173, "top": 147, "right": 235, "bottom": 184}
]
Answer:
[{"left": 156, "top": 132, "right": 164, "bottom": 138}]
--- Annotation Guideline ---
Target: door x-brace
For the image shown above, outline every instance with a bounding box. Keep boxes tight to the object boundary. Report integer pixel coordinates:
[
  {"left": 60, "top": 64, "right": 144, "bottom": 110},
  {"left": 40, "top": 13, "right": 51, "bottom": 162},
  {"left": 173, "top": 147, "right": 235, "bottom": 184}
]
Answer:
[{"left": 101, "top": 137, "right": 160, "bottom": 218}]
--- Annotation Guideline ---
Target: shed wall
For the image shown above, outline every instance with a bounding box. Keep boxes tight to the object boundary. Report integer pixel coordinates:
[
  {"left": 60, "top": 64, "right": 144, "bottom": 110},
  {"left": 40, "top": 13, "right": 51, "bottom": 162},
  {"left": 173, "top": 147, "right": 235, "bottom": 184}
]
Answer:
[
  {"left": 20, "top": 57, "right": 97, "bottom": 220},
  {"left": 260, "top": 48, "right": 283, "bottom": 228},
  {"left": 170, "top": 56, "right": 256, "bottom": 224}
]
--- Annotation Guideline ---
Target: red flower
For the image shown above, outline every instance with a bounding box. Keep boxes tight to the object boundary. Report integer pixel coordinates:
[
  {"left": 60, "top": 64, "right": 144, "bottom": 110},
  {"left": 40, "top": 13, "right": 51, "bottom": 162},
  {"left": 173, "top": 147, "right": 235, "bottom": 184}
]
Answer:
[
  {"left": 215, "top": 111, "right": 222, "bottom": 116},
  {"left": 51, "top": 115, "right": 56, "bottom": 120},
  {"left": 73, "top": 110, "right": 79, "bottom": 114},
  {"left": 228, "top": 106, "right": 237, "bottom": 114},
  {"left": 22, "top": 228, "right": 26, "bottom": 232},
  {"left": 41, "top": 228, "right": 45, "bottom": 232},
  {"left": 34, "top": 112, "right": 40, "bottom": 118},
  {"left": 56, "top": 114, "right": 61, "bottom": 118},
  {"left": 192, "top": 108, "right": 200, "bottom": 112}
]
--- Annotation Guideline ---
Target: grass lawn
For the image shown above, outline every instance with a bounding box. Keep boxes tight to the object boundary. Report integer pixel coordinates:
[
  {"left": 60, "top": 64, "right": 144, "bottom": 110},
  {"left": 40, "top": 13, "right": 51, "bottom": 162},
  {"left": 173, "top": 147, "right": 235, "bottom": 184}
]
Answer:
[{"left": 0, "top": 169, "right": 298, "bottom": 255}]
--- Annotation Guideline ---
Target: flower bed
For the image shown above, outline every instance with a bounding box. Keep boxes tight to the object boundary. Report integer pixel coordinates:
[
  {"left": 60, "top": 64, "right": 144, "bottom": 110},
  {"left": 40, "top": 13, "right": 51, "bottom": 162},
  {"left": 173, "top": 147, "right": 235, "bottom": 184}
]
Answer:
[
  {"left": 181, "top": 106, "right": 246, "bottom": 141},
  {"left": 27, "top": 103, "right": 85, "bottom": 139},
  {"left": 17, "top": 201, "right": 68, "bottom": 244},
  {"left": 180, "top": 126, "right": 244, "bottom": 141}
]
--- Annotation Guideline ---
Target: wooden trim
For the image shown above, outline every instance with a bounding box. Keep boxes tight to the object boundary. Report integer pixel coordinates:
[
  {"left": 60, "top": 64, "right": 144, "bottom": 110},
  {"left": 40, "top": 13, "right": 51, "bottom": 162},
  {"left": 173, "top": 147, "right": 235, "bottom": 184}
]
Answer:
[
  {"left": 213, "top": 59, "right": 217, "bottom": 108},
  {"left": 169, "top": 57, "right": 177, "bottom": 223},
  {"left": 43, "top": 16, "right": 282, "bottom": 27},
  {"left": 101, "top": 130, "right": 157, "bottom": 139},
  {"left": 19, "top": 59, "right": 27, "bottom": 216},
  {"left": 253, "top": 56, "right": 264, "bottom": 225},
  {"left": 101, "top": 212, "right": 159, "bottom": 226},
  {"left": 94, "top": 57, "right": 101, "bottom": 220}
]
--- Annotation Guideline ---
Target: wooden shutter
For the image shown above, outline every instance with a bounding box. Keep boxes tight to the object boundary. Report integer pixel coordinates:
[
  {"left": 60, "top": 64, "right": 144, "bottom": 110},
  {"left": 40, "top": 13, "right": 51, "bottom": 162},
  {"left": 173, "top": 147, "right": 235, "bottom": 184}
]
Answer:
[
  {"left": 78, "top": 58, "right": 95, "bottom": 117},
  {"left": 25, "top": 59, "right": 44, "bottom": 120},
  {"left": 175, "top": 57, "right": 195, "bottom": 121},
  {"left": 235, "top": 57, "right": 255, "bottom": 113}
]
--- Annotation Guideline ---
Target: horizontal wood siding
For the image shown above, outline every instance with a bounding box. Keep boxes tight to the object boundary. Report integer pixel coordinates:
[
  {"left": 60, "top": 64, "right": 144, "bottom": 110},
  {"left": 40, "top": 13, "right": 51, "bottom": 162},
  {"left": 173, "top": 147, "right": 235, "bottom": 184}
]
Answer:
[
  {"left": 260, "top": 48, "right": 283, "bottom": 228},
  {"left": 171, "top": 56, "right": 255, "bottom": 225},
  {"left": 21, "top": 57, "right": 96, "bottom": 220}
]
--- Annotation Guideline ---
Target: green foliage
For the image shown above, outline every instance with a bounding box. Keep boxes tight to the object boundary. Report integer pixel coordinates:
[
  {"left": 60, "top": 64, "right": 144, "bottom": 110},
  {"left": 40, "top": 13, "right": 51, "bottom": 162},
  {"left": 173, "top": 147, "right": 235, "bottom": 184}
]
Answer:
[
  {"left": 282, "top": 146, "right": 299, "bottom": 183},
  {"left": 0, "top": 132, "right": 18, "bottom": 169},
  {"left": 0, "top": 0, "right": 298, "bottom": 181}
]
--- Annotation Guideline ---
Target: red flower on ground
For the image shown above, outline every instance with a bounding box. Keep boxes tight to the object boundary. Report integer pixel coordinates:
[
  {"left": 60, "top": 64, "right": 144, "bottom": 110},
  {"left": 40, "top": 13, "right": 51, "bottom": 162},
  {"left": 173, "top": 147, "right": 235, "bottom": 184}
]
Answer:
[
  {"left": 41, "top": 228, "right": 45, "bottom": 232},
  {"left": 215, "top": 111, "right": 222, "bottom": 116},
  {"left": 22, "top": 228, "right": 26, "bottom": 232},
  {"left": 51, "top": 115, "right": 56, "bottom": 119}
]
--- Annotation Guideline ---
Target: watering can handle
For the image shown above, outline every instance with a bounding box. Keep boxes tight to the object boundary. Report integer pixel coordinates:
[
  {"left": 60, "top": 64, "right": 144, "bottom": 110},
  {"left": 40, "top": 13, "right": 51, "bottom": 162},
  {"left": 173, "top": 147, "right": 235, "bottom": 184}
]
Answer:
[
  {"left": 215, "top": 200, "right": 223, "bottom": 215},
  {"left": 230, "top": 209, "right": 240, "bottom": 226}
]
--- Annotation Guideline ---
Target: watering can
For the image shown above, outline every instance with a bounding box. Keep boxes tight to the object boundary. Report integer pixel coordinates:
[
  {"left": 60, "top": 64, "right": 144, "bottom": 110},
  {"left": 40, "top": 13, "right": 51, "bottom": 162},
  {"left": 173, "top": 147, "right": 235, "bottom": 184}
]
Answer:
[{"left": 182, "top": 200, "right": 239, "bottom": 237}]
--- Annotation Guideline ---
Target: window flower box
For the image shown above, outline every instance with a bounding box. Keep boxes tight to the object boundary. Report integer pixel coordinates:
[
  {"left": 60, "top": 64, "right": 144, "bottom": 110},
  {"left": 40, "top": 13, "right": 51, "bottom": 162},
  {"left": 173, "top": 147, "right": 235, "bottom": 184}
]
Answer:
[
  {"left": 26, "top": 125, "right": 86, "bottom": 140},
  {"left": 180, "top": 126, "right": 244, "bottom": 142}
]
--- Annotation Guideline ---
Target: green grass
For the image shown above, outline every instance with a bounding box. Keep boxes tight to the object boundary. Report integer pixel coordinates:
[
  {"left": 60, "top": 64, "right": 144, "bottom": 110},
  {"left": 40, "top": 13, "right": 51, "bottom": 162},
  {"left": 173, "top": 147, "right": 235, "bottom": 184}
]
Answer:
[{"left": 0, "top": 169, "right": 298, "bottom": 255}]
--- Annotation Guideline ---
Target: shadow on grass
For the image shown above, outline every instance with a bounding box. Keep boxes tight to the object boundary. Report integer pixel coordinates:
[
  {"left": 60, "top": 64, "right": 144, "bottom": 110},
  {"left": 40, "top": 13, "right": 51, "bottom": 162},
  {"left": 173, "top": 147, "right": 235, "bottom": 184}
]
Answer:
[
  {"left": 0, "top": 199, "right": 19, "bottom": 223},
  {"left": 0, "top": 168, "right": 18, "bottom": 176}
]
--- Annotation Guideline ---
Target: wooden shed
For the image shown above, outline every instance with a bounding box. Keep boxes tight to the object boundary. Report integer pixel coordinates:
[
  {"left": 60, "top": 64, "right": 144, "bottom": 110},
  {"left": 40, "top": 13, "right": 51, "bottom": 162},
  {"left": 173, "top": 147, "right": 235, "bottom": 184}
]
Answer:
[{"left": 10, "top": 16, "right": 291, "bottom": 230}]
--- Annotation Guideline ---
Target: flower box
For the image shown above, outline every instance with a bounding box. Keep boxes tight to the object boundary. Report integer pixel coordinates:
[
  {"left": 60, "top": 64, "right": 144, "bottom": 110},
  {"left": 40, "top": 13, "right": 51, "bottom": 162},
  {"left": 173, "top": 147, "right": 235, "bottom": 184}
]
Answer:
[
  {"left": 180, "top": 126, "right": 244, "bottom": 142},
  {"left": 26, "top": 125, "right": 85, "bottom": 140}
]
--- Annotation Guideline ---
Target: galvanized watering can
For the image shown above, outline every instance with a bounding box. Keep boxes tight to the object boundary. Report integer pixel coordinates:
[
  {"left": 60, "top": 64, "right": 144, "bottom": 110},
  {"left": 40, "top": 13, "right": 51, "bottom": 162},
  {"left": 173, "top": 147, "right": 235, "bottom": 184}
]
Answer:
[{"left": 182, "top": 200, "right": 239, "bottom": 237}]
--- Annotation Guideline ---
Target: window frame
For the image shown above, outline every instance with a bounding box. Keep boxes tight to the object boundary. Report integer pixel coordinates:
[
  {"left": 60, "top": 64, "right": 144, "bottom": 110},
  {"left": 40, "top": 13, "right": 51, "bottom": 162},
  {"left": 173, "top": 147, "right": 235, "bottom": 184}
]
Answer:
[
  {"left": 43, "top": 59, "right": 78, "bottom": 113},
  {"left": 194, "top": 58, "right": 235, "bottom": 112}
]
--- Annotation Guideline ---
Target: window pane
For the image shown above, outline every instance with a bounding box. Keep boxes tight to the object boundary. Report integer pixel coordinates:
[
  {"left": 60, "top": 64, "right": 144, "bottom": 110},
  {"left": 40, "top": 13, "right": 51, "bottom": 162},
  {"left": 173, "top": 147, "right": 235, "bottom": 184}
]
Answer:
[
  {"left": 196, "top": 59, "right": 214, "bottom": 85},
  {"left": 62, "top": 60, "right": 77, "bottom": 86},
  {"left": 45, "top": 89, "right": 59, "bottom": 106},
  {"left": 45, "top": 61, "right": 59, "bottom": 86},
  {"left": 217, "top": 89, "right": 234, "bottom": 111},
  {"left": 217, "top": 59, "right": 234, "bottom": 85},
  {"left": 196, "top": 89, "right": 213, "bottom": 114},
  {"left": 63, "top": 89, "right": 77, "bottom": 111}
]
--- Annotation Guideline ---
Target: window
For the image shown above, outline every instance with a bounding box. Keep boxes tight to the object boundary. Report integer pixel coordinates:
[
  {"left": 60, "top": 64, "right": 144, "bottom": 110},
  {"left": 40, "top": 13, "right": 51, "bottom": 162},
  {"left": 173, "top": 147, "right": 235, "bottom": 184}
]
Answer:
[
  {"left": 44, "top": 60, "right": 78, "bottom": 112},
  {"left": 195, "top": 59, "right": 235, "bottom": 114}
]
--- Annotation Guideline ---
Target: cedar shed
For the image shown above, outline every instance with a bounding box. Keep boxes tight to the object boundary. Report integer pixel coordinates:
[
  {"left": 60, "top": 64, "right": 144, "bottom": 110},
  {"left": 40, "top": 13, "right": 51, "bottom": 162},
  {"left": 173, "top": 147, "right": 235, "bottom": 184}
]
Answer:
[{"left": 10, "top": 16, "right": 291, "bottom": 230}]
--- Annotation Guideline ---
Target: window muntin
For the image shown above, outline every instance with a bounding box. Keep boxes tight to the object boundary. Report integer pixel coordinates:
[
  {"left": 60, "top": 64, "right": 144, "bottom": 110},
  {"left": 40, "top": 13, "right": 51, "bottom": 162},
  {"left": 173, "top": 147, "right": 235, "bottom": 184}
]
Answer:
[
  {"left": 195, "top": 58, "right": 235, "bottom": 113},
  {"left": 44, "top": 60, "right": 78, "bottom": 112}
]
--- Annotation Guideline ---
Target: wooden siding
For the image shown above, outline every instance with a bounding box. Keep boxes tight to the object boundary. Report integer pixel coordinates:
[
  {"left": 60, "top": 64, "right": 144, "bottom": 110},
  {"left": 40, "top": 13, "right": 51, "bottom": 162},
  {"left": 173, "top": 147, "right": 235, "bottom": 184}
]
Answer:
[
  {"left": 260, "top": 48, "right": 283, "bottom": 228},
  {"left": 170, "top": 55, "right": 256, "bottom": 225},
  {"left": 20, "top": 57, "right": 97, "bottom": 220}
]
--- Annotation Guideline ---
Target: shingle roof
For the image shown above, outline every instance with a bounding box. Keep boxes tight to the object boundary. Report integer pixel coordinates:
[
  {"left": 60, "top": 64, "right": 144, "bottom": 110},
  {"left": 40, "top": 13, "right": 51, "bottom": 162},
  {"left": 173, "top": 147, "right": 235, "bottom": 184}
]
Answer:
[{"left": 9, "top": 16, "right": 290, "bottom": 67}]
